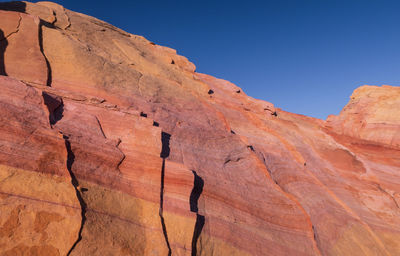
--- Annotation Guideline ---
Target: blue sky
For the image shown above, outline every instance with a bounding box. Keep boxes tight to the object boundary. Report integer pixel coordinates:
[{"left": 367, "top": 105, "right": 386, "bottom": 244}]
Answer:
[{"left": 5, "top": 0, "right": 400, "bottom": 119}]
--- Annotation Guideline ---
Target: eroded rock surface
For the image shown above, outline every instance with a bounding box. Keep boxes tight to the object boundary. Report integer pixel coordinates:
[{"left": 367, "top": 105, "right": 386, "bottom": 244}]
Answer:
[
  {"left": 327, "top": 85, "right": 400, "bottom": 148},
  {"left": 0, "top": 2, "right": 399, "bottom": 255}
]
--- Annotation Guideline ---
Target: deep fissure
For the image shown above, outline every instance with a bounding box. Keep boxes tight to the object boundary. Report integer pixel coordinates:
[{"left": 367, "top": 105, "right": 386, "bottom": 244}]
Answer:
[
  {"left": 159, "top": 131, "right": 172, "bottom": 256},
  {"left": 41, "top": 92, "right": 86, "bottom": 254},
  {"left": 190, "top": 170, "right": 205, "bottom": 256},
  {"left": 38, "top": 21, "right": 52, "bottom": 86},
  {"left": 42, "top": 91, "right": 63, "bottom": 126},
  {"left": 64, "top": 135, "right": 87, "bottom": 255},
  {"left": 0, "top": 28, "right": 7, "bottom": 76}
]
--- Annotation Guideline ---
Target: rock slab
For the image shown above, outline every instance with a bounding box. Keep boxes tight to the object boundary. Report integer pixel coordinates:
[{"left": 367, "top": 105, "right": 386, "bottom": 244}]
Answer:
[{"left": 0, "top": 2, "right": 399, "bottom": 255}]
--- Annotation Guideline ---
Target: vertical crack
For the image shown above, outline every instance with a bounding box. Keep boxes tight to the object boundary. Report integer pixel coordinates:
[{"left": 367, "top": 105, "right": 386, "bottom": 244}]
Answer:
[
  {"left": 160, "top": 131, "right": 172, "bottom": 256},
  {"left": 0, "top": 28, "right": 8, "bottom": 76},
  {"left": 38, "top": 21, "right": 52, "bottom": 87},
  {"left": 190, "top": 171, "right": 205, "bottom": 256},
  {"left": 64, "top": 135, "right": 87, "bottom": 256}
]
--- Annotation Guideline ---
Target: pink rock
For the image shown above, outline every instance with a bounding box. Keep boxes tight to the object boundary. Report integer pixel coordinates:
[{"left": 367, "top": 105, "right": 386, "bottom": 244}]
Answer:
[{"left": 0, "top": 3, "right": 399, "bottom": 255}]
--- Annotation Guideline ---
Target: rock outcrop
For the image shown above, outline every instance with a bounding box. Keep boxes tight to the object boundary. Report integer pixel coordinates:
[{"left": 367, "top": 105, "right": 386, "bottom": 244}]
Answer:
[
  {"left": 327, "top": 85, "right": 400, "bottom": 148},
  {"left": 0, "top": 2, "right": 399, "bottom": 255}
]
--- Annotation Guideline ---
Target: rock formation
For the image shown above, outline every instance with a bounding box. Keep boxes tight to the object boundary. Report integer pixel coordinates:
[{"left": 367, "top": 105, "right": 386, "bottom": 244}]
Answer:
[{"left": 0, "top": 2, "right": 399, "bottom": 255}]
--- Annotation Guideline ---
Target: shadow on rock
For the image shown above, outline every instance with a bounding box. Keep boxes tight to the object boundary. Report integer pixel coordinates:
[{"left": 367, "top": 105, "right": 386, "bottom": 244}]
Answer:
[{"left": 0, "top": 29, "right": 7, "bottom": 76}]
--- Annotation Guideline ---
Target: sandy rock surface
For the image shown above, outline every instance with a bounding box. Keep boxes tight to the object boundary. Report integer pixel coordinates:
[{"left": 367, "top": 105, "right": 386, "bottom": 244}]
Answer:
[{"left": 0, "top": 2, "right": 399, "bottom": 255}]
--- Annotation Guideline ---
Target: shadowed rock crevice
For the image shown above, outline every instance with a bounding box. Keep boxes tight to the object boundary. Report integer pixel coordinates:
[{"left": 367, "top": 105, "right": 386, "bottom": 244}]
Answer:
[
  {"left": 95, "top": 116, "right": 106, "bottom": 138},
  {"left": 38, "top": 21, "right": 52, "bottom": 86},
  {"left": 40, "top": 86, "right": 85, "bottom": 253},
  {"left": 42, "top": 91, "right": 64, "bottom": 126},
  {"left": 0, "top": 29, "right": 7, "bottom": 76},
  {"left": 160, "top": 132, "right": 171, "bottom": 159},
  {"left": 190, "top": 171, "right": 205, "bottom": 256},
  {"left": 190, "top": 171, "right": 203, "bottom": 213},
  {"left": 115, "top": 138, "right": 126, "bottom": 171},
  {"left": 159, "top": 131, "right": 172, "bottom": 256},
  {"left": 63, "top": 135, "right": 87, "bottom": 256}
]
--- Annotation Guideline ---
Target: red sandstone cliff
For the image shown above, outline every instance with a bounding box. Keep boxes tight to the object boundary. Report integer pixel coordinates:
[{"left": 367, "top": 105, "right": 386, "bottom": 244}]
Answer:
[{"left": 0, "top": 2, "right": 399, "bottom": 255}]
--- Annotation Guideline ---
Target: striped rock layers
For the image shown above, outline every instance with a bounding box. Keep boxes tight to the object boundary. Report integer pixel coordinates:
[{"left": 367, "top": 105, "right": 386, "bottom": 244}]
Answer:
[{"left": 0, "top": 2, "right": 399, "bottom": 255}]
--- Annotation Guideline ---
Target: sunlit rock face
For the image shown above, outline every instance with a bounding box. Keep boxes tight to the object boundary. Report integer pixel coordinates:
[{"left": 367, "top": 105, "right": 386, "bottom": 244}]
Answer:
[
  {"left": 0, "top": 2, "right": 399, "bottom": 255},
  {"left": 327, "top": 85, "right": 400, "bottom": 149}
]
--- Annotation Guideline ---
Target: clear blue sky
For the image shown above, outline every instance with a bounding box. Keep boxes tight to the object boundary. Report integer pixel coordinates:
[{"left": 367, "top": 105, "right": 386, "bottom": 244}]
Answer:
[{"left": 7, "top": 0, "right": 400, "bottom": 119}]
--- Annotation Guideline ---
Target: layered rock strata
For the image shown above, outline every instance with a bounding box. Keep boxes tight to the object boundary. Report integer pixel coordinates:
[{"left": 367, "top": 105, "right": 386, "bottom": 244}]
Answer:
[{"left": 0, "top": 2, "right": 399, "bottom": 255}]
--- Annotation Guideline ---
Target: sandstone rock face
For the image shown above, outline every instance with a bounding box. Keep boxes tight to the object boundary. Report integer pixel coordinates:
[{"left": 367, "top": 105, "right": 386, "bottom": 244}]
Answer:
[
  {"left": 0, "top": 2, "right": 399, "bottom": 256},
  {"left": 0, "top": 10, "right": 48, "bottom": 84},
  {"left": 327, "top": 85, "right": 400, "bottom": 148}
]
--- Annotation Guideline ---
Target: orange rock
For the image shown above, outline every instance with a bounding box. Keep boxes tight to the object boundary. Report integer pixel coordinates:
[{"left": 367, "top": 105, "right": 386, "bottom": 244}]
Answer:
[
  {"left": 0, "top": 10, "right": 48, "bottom": 85},
  {"left": 0, "top": 76, "right": 81, "bottom": 255},
  {"left": 327, "top": 85, "right": 400, "bottom": 149},
  {"left": 0, "top": 2, "right": 399, "bottom": 256}
]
